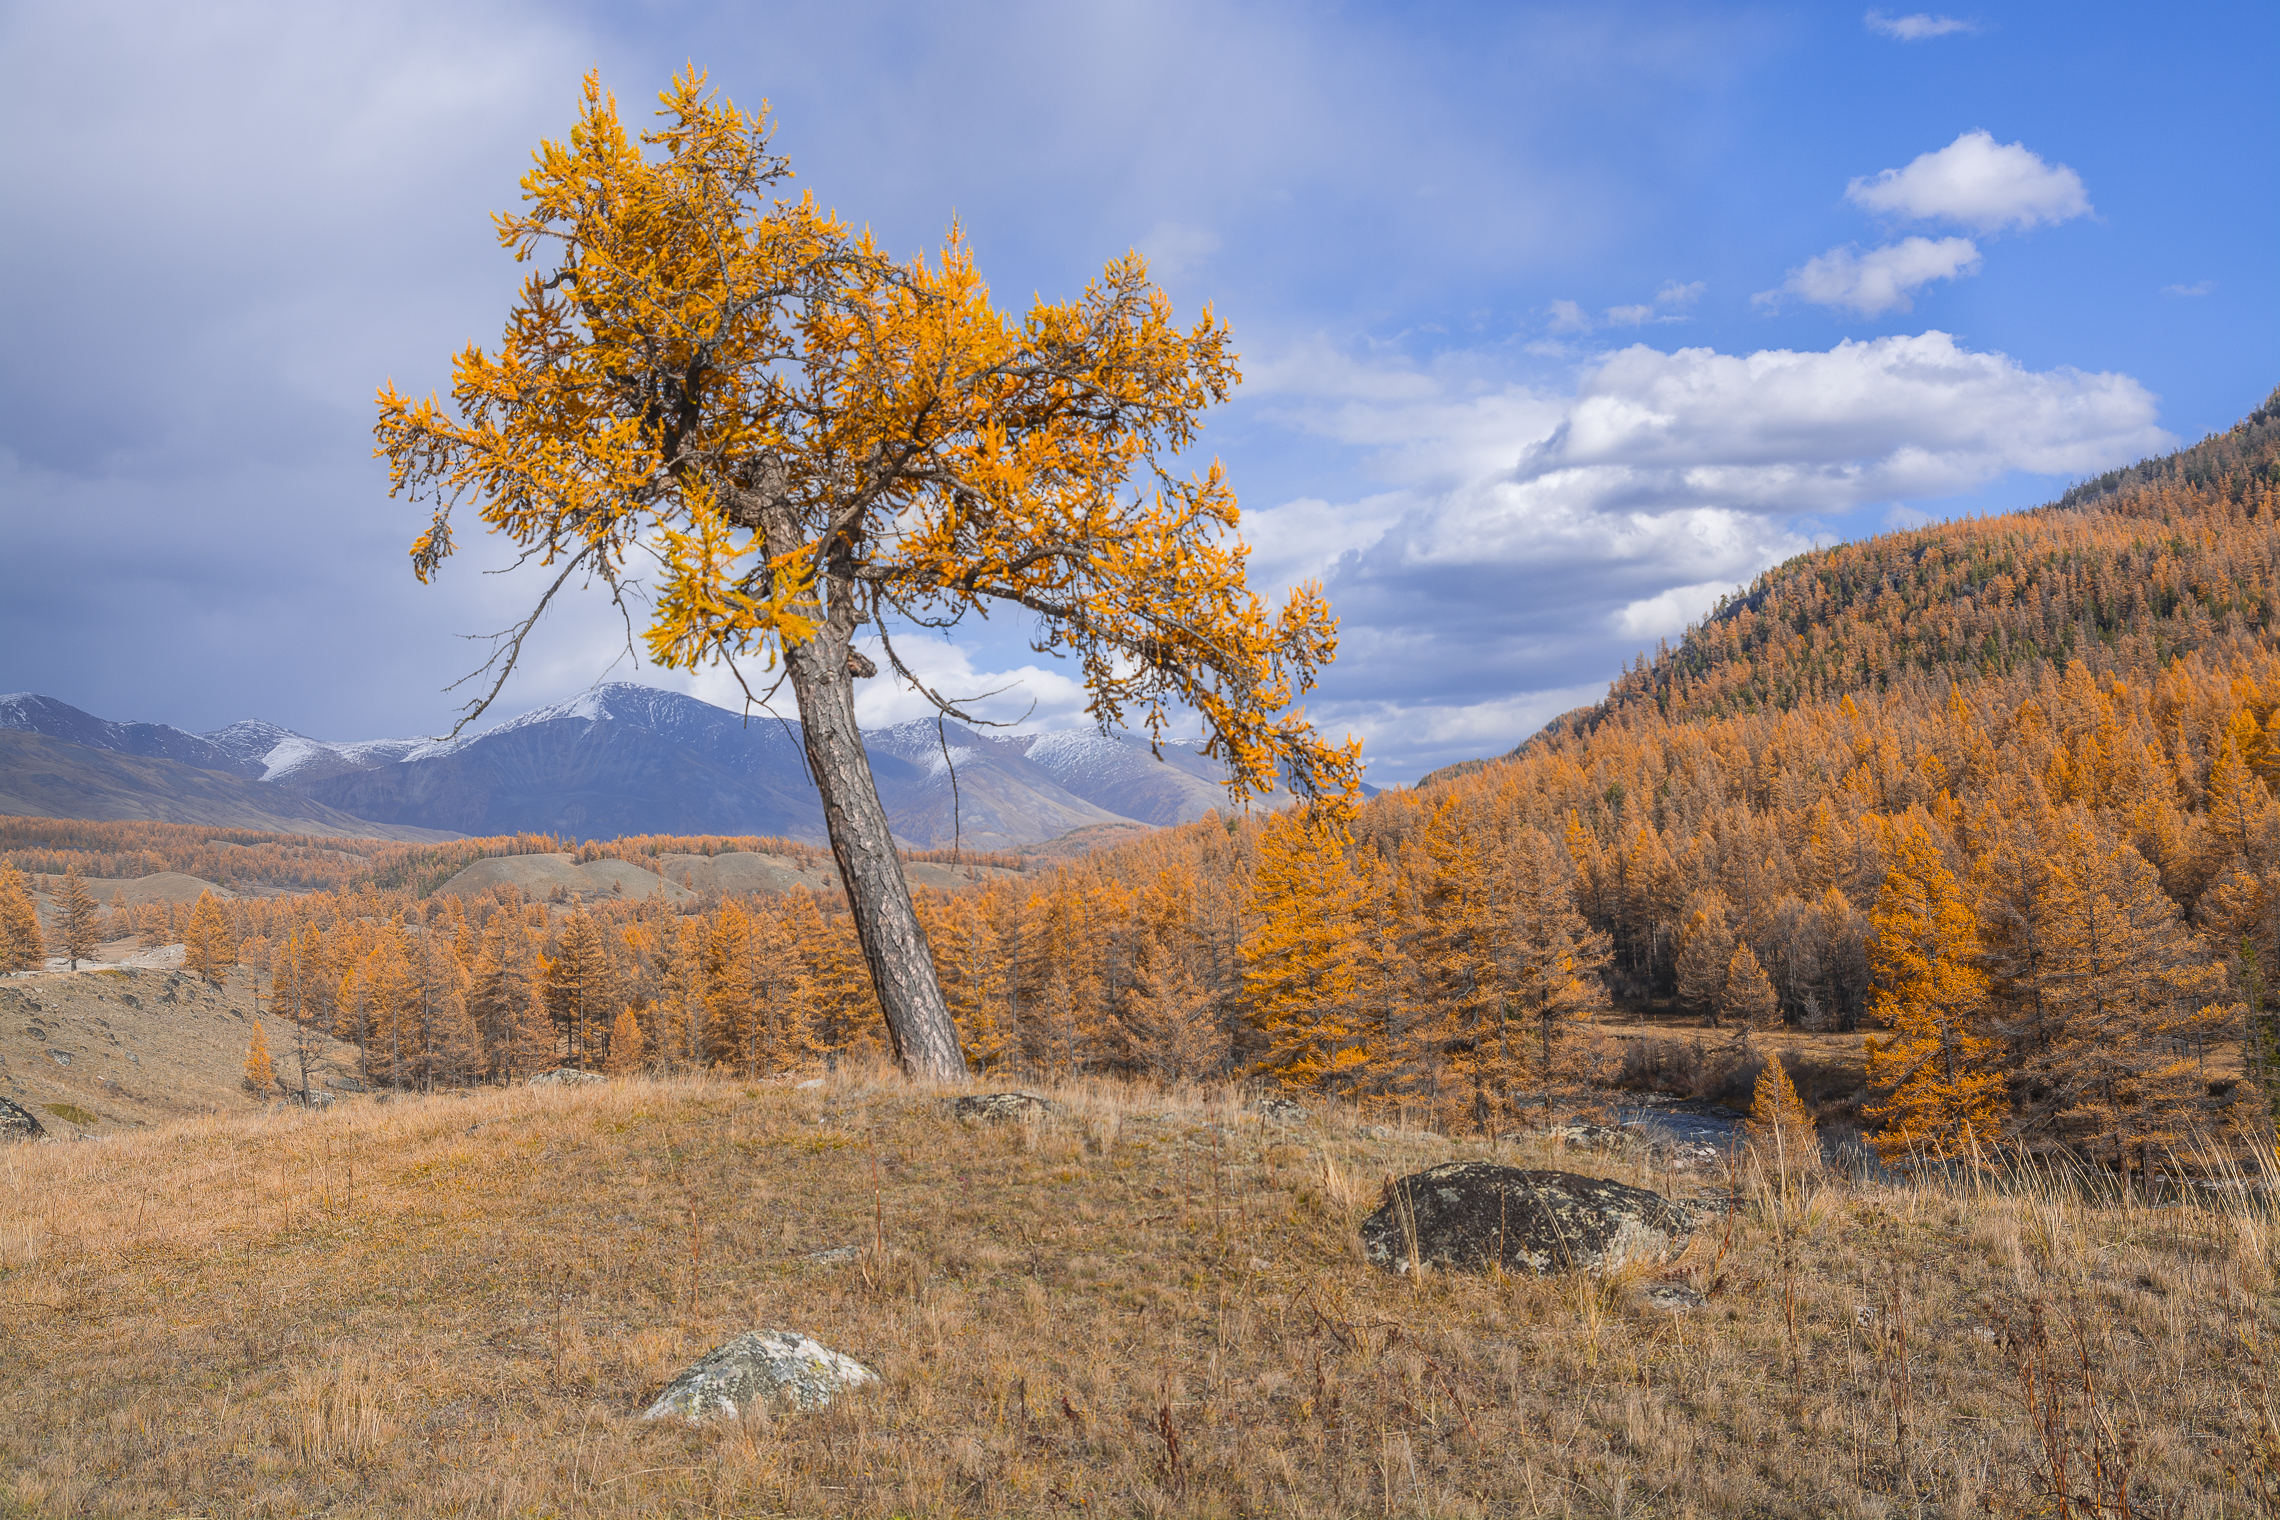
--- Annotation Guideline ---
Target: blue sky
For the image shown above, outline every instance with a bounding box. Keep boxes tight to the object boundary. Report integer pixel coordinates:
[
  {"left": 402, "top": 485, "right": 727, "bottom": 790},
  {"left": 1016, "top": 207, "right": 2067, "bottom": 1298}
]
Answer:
[{"left": 2, "top": 0, "right": 2273, "bottom": 782}]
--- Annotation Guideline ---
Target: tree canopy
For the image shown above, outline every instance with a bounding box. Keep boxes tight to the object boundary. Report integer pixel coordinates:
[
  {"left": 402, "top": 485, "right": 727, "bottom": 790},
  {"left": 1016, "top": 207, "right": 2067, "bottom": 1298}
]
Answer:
[{"left": 374, "top": 69, "right": 1358, "bottom": 1075}]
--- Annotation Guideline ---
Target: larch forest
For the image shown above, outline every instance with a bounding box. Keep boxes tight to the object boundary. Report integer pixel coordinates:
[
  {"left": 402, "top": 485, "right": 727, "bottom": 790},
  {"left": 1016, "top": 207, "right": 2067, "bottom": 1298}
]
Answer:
[{"left": 8, "top": 389, "right": 2280, "bottom": 1172}]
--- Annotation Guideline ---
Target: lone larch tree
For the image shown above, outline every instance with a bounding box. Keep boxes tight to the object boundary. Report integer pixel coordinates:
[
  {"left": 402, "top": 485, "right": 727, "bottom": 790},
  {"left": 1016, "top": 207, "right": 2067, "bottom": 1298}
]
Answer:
[{"left": 375, "top": 70, "right": 1358, "bottom": 1077}]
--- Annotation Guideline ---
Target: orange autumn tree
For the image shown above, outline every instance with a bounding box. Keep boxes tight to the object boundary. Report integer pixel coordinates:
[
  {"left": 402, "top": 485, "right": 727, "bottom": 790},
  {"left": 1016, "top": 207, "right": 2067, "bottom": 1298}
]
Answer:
[
  {"left": 375, "top": 69, "right": 1357, "bottom": 1079},
  {"left": 1865, "top": 820, "right": 2004, "bottom": 1158},
  {"left": 1244, "top": 809, "right": 1376, "bottom": 1093}
]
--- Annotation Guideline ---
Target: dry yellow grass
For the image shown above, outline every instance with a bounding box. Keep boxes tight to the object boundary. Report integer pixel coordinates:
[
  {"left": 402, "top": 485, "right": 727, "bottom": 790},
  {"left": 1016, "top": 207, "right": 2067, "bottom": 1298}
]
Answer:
[{"left": 0, "top": 1070, "right": 2271, "bottom": 1517}]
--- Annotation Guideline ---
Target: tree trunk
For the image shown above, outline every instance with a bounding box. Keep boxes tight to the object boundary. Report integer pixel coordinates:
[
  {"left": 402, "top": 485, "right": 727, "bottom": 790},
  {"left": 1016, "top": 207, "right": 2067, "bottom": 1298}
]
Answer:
[
  {"left": 776, "top": 590, "right": 967, "bottom": 1081},
  {"left": 734, "top": 473, "right": 966, "bottom": 1080}
]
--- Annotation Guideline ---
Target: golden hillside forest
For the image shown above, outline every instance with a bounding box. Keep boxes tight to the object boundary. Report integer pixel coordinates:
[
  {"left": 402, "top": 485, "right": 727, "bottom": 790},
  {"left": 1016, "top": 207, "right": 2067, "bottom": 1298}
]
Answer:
[{"left": 9, "top": 390, "right": 2280, "bottom": 1175}]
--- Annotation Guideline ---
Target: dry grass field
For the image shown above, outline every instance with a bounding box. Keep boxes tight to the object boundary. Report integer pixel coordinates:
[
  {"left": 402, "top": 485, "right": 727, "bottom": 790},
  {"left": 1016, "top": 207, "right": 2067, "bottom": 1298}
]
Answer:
[{"left": 0, "top": 1069, "right": 2273, "bottom": 1518}]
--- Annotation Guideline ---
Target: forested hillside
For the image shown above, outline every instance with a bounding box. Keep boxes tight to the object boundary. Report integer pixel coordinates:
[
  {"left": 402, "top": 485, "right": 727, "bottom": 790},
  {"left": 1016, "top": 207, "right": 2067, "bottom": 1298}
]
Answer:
[{"left": 1581, "top": 385, "right": 2280, "bottom": 725}]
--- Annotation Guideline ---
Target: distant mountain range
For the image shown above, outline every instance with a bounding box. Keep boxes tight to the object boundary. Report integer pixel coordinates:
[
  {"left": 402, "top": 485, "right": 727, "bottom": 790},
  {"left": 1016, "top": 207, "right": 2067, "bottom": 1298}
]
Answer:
[{"left": 0, "top": 685, "right": 1312, "bottom": 849}]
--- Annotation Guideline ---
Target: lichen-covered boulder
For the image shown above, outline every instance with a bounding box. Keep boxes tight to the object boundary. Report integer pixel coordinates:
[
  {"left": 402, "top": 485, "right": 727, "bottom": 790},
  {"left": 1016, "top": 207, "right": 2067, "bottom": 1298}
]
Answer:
[
  {"left": 952, "top": 1091, "right": 1054, "bottom": 1122},
  {"left": 0, "top": 1095, "right": 45, "bottom": 1143},
  {"left": 529, "top": 1068, "right": 606, "bottom": 1087},
  {"left": 642, "top": 1330, "right": 879, "bottom": 1421},
  {"left": 1361, "top": 1163, "right": 1692, "bottom": 1277},
  {"left": 1251, "top": 1095, "right": 1309, "bottom": 1123}
]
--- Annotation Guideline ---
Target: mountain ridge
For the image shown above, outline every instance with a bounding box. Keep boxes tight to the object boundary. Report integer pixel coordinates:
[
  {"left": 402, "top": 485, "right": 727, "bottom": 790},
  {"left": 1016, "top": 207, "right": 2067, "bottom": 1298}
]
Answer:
[{"left": 0, "top": 685, "right": 1282, "bottom": 850}]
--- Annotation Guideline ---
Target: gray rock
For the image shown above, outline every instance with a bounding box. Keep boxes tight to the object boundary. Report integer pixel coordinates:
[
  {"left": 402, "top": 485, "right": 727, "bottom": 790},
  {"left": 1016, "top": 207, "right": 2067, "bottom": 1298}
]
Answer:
[
  {"left": 1251, "top": 1095, "right": 1309, "bottom": 1124},
  {"left": 643, "top": 1330, "right": 879, "bottom": 1421},
  {"left": 530, "top": 1068, "right": 606, "bottom": 1087},
  {"left": 1361, "top": 1163, "right": 1693, "bottom": 1277},
  {"left": 1546, "top": 1123, "right": 1633, "bottom": 1152},
  {"left": 0, "top": 1095, "right": 45, "bottom": 1142},
  {"left": 952, "top": 1090, "right": 1054, "bottom": 1122},
  {"left": 1355, "top": 1124, "right": 1391, "bottom": 1140}
]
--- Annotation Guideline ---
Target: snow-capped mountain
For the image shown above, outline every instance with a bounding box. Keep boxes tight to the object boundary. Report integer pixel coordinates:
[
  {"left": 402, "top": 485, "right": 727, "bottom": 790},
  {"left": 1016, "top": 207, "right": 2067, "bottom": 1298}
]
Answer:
[
  {"left": 0, "top": 684, "right": 1319, "bottom": 849},
  {"left": 0, "top": 693, "right": 263, "bottom": 778}
]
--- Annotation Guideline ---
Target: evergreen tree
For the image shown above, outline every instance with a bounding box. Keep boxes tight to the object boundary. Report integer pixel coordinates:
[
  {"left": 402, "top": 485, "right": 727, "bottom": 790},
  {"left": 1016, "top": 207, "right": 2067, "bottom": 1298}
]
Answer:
[
  {"left": 1718, "top": 942, "right": 1782, "bottom": 1030},
  {"left": 1242, "top": 809, "right": 1376, "bottom": 1094},
  {"left": 604, "top": 1003, "right": 647, "bottom": 1075},
  {"left": 244, "top": 1021, "right": 276, "bottom": 1097},
  {"left": 1746, "top": 1054, "right": 1819, "bottom": 1172},
  {"left": 1499, "top": 826, "right": 1612, "bottom": 1120},
  {"left": 469, "top": 915, "right": 551, "bottom": 1081},
  {"left": 0, "top": 867, "right": 42, "bottom": 972},
  {"left": 1865, "top": 820, "right": 2005, "bottom": 1158},
  {"left": 51, "top": 864, "right": 99, "bottom": 970},
  {"left": 1120, "top": 932, "right": 1224, "bottom": 1082},
  {"left": 2024, "top": 813, "right": 2234, "bottom": 1168},
  {"left": 542, "top": 911, "right": 615, "bottom": 1068},
  {"left": 1673, "top": 891, "right": 1736, "bottom": 1022},
  {"left": 182, "top": 891, "right": 237, "bottom": 983}
]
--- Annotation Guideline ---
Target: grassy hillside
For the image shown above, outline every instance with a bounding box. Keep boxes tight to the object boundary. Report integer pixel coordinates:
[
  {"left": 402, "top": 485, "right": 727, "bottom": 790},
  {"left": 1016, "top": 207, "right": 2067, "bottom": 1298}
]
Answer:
[{"left": 0, "top": 1071, "right": 2269, "bottom": 1518}]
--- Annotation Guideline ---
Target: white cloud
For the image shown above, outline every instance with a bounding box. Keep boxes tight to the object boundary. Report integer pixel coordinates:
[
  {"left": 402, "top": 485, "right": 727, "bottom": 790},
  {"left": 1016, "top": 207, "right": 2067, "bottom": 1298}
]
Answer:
[
  {"left": 1535, "top": 333, "right": 2166, "bottom": 490},
  {"left": 1551, "top": 281, "right": 1704, "bottom": 332},
  {"left": 1243, "top": 331, "right": 2169, "bottom": 774},
  {"left": 1762, "top": 235, "right": 1981, "bottom": 316},
  {"left": 1546, "top": 299, "right": 1593, "bottom": 334},
  {"left": 1135, "top": 220, "right": 1221, "bottom": 279},
  {"left": 1618, "top": 580, "right": 1735, "bottom": 639},
  {"left": 1864, "top": 11, "right": 1979, "bottom": 41},
  {"left": 1846, "top": 130, "right": 2091, "bottom": 232},
  {"left": 2162, "top": 279, "right": 2217, "bottom": 297}
]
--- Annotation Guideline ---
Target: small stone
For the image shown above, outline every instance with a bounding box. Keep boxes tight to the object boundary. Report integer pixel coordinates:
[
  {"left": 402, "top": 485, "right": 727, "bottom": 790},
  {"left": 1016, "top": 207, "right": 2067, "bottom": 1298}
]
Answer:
[
  {"left": 643, "top": 1330, "right": 879, "bottom": 1421},
  {"left": 952, "top": 1091, "right": 1055, "bottom": 1122}
]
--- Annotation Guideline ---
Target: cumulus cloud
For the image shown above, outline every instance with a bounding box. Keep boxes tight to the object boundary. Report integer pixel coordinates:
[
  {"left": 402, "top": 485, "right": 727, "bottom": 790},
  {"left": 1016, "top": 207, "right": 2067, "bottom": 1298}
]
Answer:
[
  {"left": 1242, "top": 331, "right": 2170, "bottom": 774},
  {"left": 1549, "top": 281, "right": 1706, "bottom": 333},
  {"left": 1846, "top": 130, "right": 2091, "bottom": 233},
  {"left": 1864, "top": 11, "right": 1979, "bottom": 41},
  {"left": 1762, "top": 235, "right": 1981, "bottom": 316}
]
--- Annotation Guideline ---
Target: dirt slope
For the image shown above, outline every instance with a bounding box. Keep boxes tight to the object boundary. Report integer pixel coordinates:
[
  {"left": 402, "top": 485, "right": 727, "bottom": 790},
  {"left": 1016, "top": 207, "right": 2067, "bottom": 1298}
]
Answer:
[{"left": 0, "top": 956, "right": 361, "bottom": 1136}]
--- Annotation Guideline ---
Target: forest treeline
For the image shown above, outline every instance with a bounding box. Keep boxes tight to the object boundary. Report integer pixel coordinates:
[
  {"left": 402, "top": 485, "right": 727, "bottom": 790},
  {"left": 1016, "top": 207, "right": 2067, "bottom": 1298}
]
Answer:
[{"left": 0, "top": 816, "right": 1016, "bottom": 896}]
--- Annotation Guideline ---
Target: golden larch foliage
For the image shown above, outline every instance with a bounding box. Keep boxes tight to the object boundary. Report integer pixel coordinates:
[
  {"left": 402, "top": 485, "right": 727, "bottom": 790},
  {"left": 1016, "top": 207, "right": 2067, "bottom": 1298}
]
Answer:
[
  {"left": 1866, "top": 821, "right": 2004, "bottom": 1158},
  {"left": 243, "top": 1022, "right": 276, "bottom": 1097}
]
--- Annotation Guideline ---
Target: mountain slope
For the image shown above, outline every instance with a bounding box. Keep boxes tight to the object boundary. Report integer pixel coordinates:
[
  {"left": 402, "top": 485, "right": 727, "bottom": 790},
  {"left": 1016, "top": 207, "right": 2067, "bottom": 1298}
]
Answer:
[
  {"left": 0, "top": 730, "right": 456, "bottom": 841},
  {"left": 0, "top": 685, "right": 1272, "bottom": 849},
  {"left": 0, "top": 694, "right": 261, "bottom": 778}
]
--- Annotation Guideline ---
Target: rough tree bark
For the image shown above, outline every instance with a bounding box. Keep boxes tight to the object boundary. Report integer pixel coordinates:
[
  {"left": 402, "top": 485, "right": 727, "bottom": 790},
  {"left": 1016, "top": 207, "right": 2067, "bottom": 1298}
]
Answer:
[{"left": 745, "top": 481, "right": 965, "bottom": 1080}]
